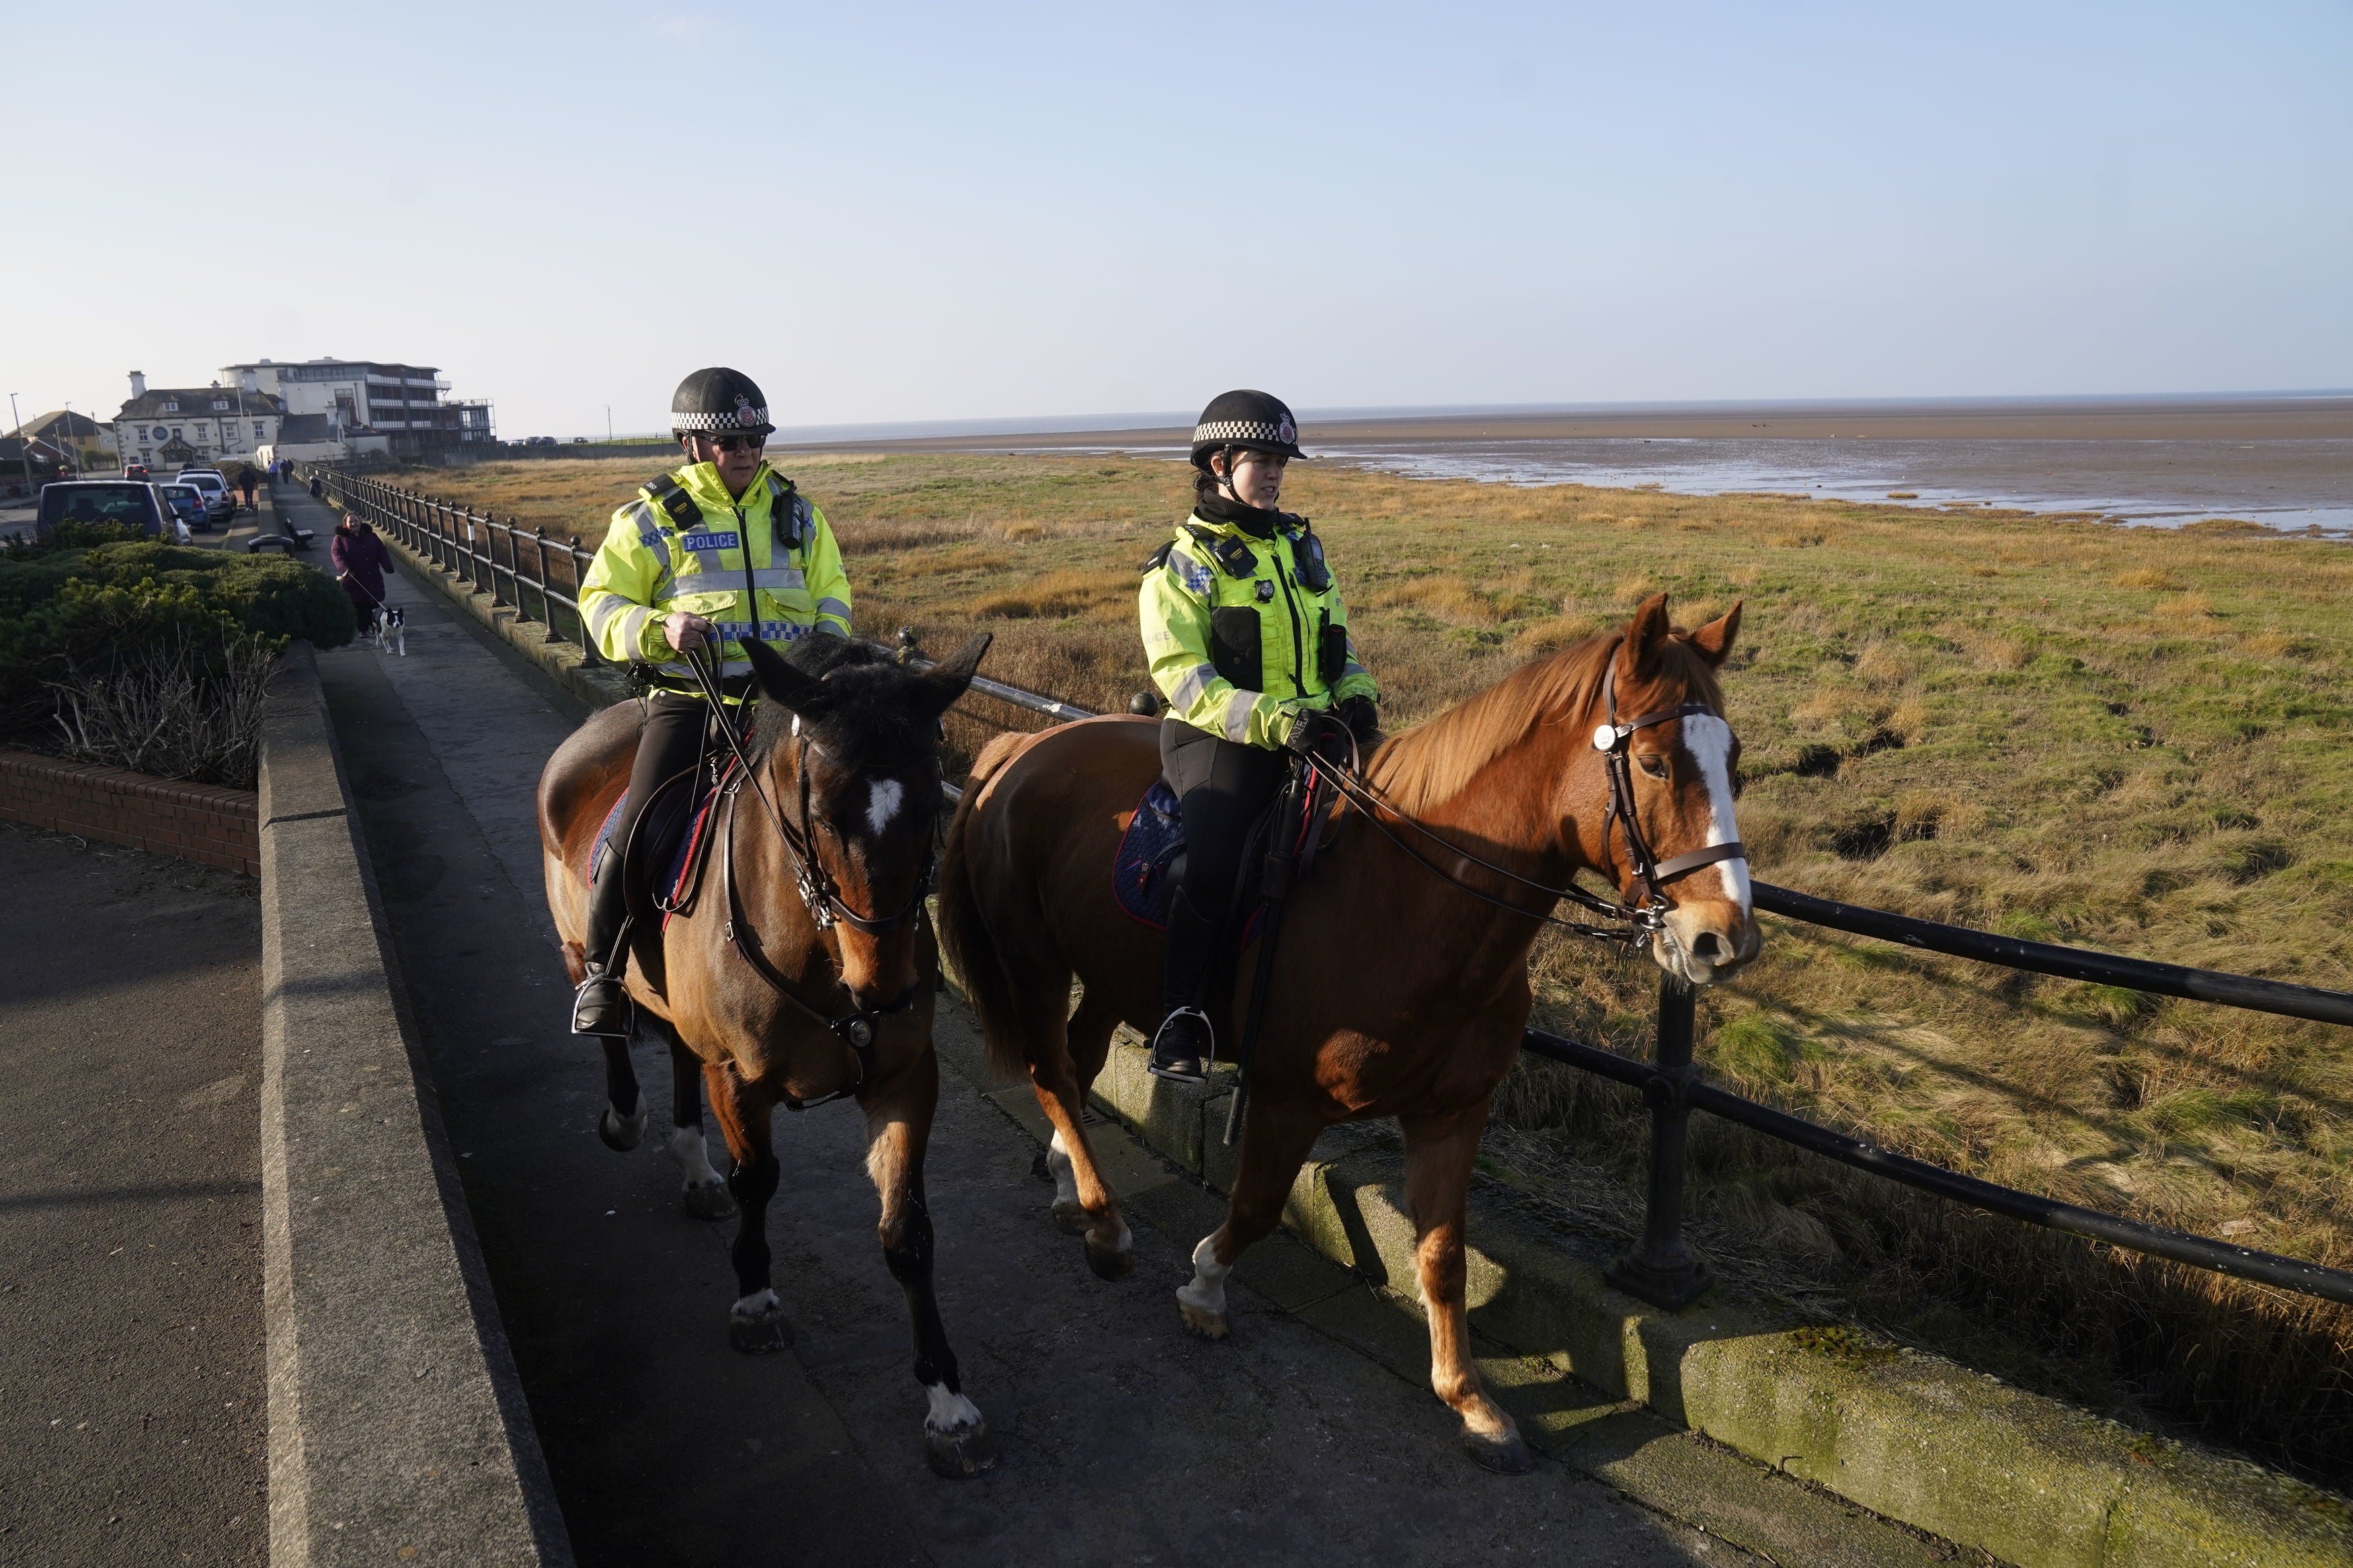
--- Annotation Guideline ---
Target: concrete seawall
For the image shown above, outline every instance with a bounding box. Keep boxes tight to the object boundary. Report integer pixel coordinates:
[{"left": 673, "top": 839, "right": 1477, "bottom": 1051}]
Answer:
[{"left": 258, "top": 643, "right": 572, "bottom": 1566}]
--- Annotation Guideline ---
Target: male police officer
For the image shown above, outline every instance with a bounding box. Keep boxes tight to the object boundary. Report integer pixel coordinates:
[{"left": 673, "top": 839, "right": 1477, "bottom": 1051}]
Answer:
[{"left": 569, "top": 368, "right": 853, "bottom": 1036}]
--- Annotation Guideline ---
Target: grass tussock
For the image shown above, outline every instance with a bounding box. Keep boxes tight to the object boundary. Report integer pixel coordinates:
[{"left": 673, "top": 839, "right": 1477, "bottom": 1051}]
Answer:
[{"left": 379, "top": 450, "right": 2353, "bottom": 1481}]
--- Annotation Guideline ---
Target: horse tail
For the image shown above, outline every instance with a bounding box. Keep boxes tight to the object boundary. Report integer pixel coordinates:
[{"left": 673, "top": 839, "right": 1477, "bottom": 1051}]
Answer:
[{"left": 938, "top": 731, "right": 1032, "bottom": 1083}]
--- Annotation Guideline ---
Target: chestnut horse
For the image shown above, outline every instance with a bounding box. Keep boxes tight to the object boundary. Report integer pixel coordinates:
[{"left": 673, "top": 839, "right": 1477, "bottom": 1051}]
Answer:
[
  {"left": 540, "top": 632, "right": 999, "bottom": 1478},
  {"left": 937, "top": 594, "right": 1755, "bottom": 1471}
]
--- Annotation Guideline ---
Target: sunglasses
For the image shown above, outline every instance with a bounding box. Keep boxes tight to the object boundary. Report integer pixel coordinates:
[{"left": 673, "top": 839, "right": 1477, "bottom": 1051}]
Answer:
[{"left": 697, "top": 433, "right": 766, "bottom": 454}]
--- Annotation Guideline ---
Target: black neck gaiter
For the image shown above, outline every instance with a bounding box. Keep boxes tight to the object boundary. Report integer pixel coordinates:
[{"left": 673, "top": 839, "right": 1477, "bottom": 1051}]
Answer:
[{"left": 1195, "top": 491, "right": 1284, "bottom": 539}]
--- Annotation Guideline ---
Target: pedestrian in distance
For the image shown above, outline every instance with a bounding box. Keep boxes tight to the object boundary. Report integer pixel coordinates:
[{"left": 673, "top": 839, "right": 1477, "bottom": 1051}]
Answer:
[
  {"left": 565, "top": 367, "right": 856, "bottom": 1038},
  {"left": 330, "top": 511, "right": 394, "bottom": 633},
  {"left": 309, "top": 473, "right": 323, "bottom": 499}
]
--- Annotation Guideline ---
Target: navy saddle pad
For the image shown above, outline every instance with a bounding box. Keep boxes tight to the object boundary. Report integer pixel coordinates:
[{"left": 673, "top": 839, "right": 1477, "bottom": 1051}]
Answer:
[
  {"left": 588, "top": 769, "right": 721, "bottom": 921},
  {"left": 1112, "top": 780, "right": 1186, "bottom": 930}
]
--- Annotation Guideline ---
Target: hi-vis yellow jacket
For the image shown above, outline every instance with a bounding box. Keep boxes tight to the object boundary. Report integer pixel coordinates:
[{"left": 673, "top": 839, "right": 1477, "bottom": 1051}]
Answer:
[
  {"left": 1138, "top": 508, "right": 1376, "bottom": 749},
  {"left": 578, "top": 460, "right": 852, "bottom": 697}
]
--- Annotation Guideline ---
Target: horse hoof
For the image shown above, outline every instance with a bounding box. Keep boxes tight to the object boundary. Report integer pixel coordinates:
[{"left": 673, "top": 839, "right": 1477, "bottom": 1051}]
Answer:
[
  {"left": 1084, "top": 1236, "right": 1133, "bottom": 1282},
  {"left": 598, "top": 1099, "right": 647, "bottom": 1153},
  {"left": 924, "top": 1421, "right": 1000, "bottom": 1480},
  {"left": 1464, "top": 1428, "right": 1536, "bottom": 1475},
  {"left": 1050, "top": 1200, "right": 1089, "bottom": 1236},
  {"left": 729, "top": 1306, "right": 793, "bottom": 1356},
  {"left": 1176, "top": 1298, "right": 1230, "bottom": 1340},
  {"left": 682, "top": 1181, "right": 737, "bottom": 1222}
]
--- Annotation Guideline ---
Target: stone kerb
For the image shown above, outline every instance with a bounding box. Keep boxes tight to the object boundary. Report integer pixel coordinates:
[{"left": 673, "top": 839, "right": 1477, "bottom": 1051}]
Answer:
[
  {"left": 258, "top": 642, "right": 571, "bottom": 1567},
  {"left": 1071, "top": 1026, "right": 2351, "bottom": 1568}
]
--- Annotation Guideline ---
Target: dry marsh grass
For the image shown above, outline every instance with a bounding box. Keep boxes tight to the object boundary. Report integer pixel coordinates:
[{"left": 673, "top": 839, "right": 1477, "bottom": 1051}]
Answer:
[{"left": 388, "top": 451, "right": 2353, "bottom": 1479}]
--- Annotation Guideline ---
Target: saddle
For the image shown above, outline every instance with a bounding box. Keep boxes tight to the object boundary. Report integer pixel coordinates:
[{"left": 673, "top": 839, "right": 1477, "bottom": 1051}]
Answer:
[
  {"left": 588, "top": 756, "right": 732, "bottom": 930},
  {"left": 1110, "top": 764, "right": 1336, "bottom": 937}
]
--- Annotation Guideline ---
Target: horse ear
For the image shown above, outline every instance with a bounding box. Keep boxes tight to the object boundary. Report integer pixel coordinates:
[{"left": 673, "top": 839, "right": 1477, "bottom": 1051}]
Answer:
[
  {"left": 1690, "top": 601, "right": 1743, "bottom": 667},
  {"left": 912, "top": 632, "right": 992, "bottom": 721},
  {"left": 1622, "top": 592, "right": 1673, "bottom": 675},
  {"left": 742, "top": 636, "right": 828, "bottom": 715}
]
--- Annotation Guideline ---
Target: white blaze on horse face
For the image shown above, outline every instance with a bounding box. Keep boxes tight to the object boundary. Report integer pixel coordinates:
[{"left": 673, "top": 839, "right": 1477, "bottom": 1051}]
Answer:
[
  {"left": 865, "top": 777, "right": 904, "bottom": 838},
  {"left": 924, "top": 1383, "right": 984, "bottom": 1435},
  {"left": 1679, "top": 714, "right": 1752, "bottom": 910}
]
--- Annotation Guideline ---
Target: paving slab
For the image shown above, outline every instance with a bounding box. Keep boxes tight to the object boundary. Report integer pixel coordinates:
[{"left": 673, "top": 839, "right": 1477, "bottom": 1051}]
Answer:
[{"left": 0, "top": 823, "right": 264, "bottom": 1567}]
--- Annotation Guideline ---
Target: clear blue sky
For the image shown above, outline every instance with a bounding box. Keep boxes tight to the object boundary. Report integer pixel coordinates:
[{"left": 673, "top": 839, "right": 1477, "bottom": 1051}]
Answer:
[{"left": 9, "top": 1, "right": 2348, "bottom": 438}]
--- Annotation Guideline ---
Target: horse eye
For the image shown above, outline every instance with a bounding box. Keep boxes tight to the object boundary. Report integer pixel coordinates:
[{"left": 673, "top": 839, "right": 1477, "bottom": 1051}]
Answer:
[{"left": 1637, "top": 754, "right": 1669, "bottom": 780}]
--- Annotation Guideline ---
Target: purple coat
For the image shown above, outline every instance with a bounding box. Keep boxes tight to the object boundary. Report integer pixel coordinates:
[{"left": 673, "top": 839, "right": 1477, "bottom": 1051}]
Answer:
[{"left": 330, "top": 524, "right": 393, "bottom": 602}]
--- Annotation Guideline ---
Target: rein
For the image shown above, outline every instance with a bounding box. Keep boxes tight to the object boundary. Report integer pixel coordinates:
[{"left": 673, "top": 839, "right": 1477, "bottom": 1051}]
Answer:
[
  {"left": 1312, "top": 638, "right": 1746, "bottom": 954},
  {"left": 682, "top": 647, "right": 930, "bottom": 1110}
]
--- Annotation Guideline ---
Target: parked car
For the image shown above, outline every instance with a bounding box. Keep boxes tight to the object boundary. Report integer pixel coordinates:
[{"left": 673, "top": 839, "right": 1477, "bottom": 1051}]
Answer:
[
  {"left": 123, "top": 461, "right": 151, "bottom": 480},
  {"left": 173, "top": 469, "right": 237, "bottom": 525},
  {"left": 34, "top": 480, "right": 173, "bottom": 542},
  {"left": 159, "top": 483, "right": 212, "bottom": 535}
]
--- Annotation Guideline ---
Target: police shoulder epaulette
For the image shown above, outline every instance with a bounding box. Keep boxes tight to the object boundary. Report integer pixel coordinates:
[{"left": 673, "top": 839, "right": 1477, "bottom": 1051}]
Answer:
[
  {"left": 1140, "top": 539, "right": 1175, "bottom": 577},
  {"left": 1181, "top": 522, "right": 1259, "bottom": 579},
  {"left": 641, "top": 472, "right": 699, "bottom": 528}
]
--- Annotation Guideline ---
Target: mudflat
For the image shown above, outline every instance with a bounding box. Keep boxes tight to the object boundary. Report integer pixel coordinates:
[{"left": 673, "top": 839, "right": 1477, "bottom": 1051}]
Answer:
[{"left": 777, "top": 393, "right": 2353, "bottom": 452}]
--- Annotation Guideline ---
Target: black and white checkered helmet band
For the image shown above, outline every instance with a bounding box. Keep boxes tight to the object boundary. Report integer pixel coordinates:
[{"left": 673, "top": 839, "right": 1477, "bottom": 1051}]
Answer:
[
  {"left": 1194, "top": 418, "right": 1291, "bottom": 447},
  {"left": 674, "top": 406, "right": 770, "bottom": 432}
]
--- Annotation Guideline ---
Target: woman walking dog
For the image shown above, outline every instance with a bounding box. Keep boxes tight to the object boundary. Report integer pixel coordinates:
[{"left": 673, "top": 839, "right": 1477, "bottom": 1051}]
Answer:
[{"left": 330, "top": 511, "right": 395, "bottom": 635}]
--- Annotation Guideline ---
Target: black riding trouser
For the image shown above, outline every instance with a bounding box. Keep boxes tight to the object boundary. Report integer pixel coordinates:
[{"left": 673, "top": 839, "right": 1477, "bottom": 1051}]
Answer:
[
  {"left": 1158, "top": 718, "right": 1287, "bottom": 1014},
  {"left": 586, "top": 691, "right": 713, "bottom": 970},
  {"left": 612, "top": 691, "right": 713, "bottom": 863}
]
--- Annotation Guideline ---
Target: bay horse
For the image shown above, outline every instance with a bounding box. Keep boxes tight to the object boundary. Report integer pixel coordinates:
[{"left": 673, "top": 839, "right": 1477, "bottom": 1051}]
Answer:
[
  {"left": 539, "top": 631, "right": 999, "bottom": 1478},
  {"left": 936, "top": 593, "right": 1755, "bottom": 1471}
]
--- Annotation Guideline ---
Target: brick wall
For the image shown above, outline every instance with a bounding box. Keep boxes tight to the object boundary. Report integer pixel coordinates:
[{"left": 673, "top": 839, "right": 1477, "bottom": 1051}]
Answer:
[{"left": 0, "top": 748, "right": 260, "bottom": 875}]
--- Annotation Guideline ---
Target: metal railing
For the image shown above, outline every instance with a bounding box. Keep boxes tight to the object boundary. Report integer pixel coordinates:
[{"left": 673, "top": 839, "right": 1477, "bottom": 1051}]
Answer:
[
  {"left": 307, "top": 465, "right": 601, "bottom": 657},
  {"left": 305, "top": 463, "right": 2353, "bottom": 1312}
]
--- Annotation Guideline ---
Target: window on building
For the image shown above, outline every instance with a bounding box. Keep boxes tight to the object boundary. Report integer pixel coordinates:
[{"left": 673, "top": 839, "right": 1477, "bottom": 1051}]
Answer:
[
  {"left": 211, "top": 399, "right": 229, "bottom": 411},
  {"left": 162, "top": 400, "right": 179, "bottom": 412},
  {"left": 171, "top": 427, "right": 183, "bottom": 439},
  {"left": 194, "top": 424, "right": 208, "bottom": 438},
  {"left": 253, "top": 423, "right": 265, "bottom": 440}
]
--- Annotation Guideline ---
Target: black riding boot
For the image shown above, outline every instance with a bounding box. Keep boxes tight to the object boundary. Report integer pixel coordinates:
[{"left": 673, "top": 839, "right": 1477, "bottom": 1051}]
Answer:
[
  {"left": 571, "top": 850, "right": 634, "bottom": 1038},
  {"left": 1149, "top": 886, "right": 1220, "bottom": 1083}
]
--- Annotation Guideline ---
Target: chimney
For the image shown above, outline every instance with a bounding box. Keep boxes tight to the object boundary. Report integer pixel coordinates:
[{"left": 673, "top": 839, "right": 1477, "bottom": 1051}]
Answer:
[{"left": 128, "top": 370, "right": 147, "bottom": 397}]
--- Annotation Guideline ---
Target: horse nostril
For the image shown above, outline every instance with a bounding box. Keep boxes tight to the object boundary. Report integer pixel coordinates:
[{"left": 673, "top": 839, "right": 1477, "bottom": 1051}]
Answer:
[{"left": 1691, "top": 932, "right": 1724, "bottom": 961}]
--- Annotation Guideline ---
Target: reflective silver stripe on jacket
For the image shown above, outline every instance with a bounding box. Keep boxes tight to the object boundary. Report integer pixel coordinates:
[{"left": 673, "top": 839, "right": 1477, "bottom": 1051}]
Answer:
[
  {"left": 1221, "top": 692, "right": 1255, "bottom": 741},
  {"left": 585, "top": 593, "right": 631, "bottom": 642},
  {"left": 619, "top": 604, "right": 655, "bottom": 654},
  {"left": 815, "top": 596, "right": 850, "bottom": 622},
  {"left": 1165, "top": 662, "right": 1218, "bottom": 712},
  {"left": 655, "top": 659, "right": 753, "bottom": 678}
]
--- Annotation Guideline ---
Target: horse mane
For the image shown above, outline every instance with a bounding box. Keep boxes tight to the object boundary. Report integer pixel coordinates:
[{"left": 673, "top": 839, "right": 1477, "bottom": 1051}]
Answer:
[{"left": 1366, "top": 630, "right": 1724, "bottom": 815}]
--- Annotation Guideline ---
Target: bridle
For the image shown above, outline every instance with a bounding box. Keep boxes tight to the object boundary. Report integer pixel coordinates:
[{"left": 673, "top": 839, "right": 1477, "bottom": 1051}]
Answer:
[
  {"left": 686, "top": 649, "right": 935, "bottom": 1110},
  {"left": 1312, "top": 637, "right": 1746, "bottom": 954}
]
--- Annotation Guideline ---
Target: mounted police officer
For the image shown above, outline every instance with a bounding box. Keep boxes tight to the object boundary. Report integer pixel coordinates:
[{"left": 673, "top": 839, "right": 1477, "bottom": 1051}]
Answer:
[
  {"left": 1138, "top": 390, "right": 1380, "bottom": 1081},
  {"left": 568, "top": 367, "right": 854, "bottom": 1037}
]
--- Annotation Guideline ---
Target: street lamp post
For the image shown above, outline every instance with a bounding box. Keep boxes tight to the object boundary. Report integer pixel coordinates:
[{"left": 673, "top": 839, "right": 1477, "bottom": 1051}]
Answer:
[
  {"left": 61, "top": 403, "right": 79, "bottom": 479},
  {"left": 7, "top": 393, "right": 20, "bottom": 493}
]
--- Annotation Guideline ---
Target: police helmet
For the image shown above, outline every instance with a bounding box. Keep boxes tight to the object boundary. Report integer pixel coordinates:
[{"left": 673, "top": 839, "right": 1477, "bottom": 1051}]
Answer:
[
  {"left": 1189, "top": 389, "right": 1304, "bottom": 472},
  {"left": 672, "top": 367, "right": 774, "bottom": 438}
]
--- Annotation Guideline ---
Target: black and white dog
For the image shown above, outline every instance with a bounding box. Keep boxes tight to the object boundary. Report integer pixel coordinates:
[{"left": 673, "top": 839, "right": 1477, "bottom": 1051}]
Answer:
[{"left": 368, "top": 603, "right": 407, "bottom": 657}]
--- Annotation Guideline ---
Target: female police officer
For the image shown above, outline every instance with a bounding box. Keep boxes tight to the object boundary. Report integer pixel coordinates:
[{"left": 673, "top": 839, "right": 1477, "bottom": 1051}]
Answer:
[
  {"left": 568, "top": 367, "right": 854, "bottom": 1037},
  {"left": 1138, "top": 390, "right": 1380, "bottom": 1081}
]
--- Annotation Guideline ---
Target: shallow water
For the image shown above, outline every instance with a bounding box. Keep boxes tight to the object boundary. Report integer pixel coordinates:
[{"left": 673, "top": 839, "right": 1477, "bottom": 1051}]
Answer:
[{"left": 1319, "top": 436, "right": 2353, "bottom": 532}]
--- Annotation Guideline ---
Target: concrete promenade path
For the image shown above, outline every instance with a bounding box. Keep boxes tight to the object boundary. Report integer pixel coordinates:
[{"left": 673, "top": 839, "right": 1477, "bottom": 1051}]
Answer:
[
  {"left": 0, "top": 823, "right": 266, "bottom": 1565},
  {"left": 282, "top": 483, "right": 1931, "bottom": 1567}
]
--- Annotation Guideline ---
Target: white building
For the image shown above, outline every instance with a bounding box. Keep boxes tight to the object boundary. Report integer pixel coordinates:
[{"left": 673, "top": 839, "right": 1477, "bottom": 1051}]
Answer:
[
  {"left": 110, "top": 372, "right": 285, "bottom": 470},
  {"left": 219, "top": 358, "right": 493, "bottom": 452}
]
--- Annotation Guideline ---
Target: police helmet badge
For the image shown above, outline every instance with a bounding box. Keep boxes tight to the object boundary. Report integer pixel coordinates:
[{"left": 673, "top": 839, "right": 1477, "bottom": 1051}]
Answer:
[
  {"left": 1277, "top": 414, "right": 1297, "bottom": 446},
  {"left": 735, "top": 396, "right": 760, "bottom": 428}
]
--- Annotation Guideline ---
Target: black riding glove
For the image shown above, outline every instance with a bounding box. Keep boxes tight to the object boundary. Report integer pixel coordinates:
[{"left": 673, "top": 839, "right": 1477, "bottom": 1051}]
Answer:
[
  {"left": 1281, "top": 707, "right": 1351, "bottom": 761},
  {"left": 1337, "top": 695, "right": 1380, "bottom": 745}
]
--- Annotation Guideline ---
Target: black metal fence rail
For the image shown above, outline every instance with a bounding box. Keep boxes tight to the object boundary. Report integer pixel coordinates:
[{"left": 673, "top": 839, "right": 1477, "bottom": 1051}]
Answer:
[{"left": 308, "top": 464, "right": 2353, "bottom": 1312}]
